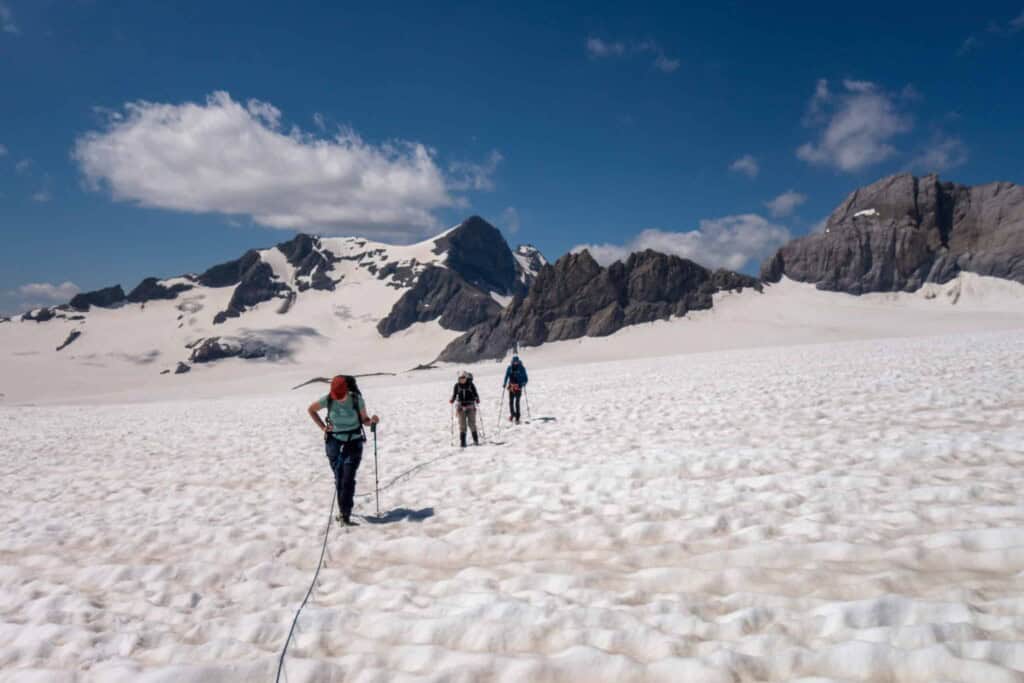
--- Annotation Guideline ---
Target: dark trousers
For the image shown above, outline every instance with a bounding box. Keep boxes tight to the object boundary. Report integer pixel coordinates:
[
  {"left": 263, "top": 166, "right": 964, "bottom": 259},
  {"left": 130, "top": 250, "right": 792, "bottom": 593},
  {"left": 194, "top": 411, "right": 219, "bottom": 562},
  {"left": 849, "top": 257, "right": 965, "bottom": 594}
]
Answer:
[
  {"left": 325, "top": 436, "right": 363, "bottom": 518},
  {"left": 508, "top": 389, "right": 522, "bottom": 420}
]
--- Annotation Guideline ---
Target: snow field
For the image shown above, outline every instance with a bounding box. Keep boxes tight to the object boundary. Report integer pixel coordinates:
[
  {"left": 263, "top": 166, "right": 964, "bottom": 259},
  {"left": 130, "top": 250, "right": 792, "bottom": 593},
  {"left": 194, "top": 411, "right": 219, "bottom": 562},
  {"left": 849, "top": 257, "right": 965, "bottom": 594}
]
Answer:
[{"left": 2, "top": 331, "right": 1024, "bottom": 681}]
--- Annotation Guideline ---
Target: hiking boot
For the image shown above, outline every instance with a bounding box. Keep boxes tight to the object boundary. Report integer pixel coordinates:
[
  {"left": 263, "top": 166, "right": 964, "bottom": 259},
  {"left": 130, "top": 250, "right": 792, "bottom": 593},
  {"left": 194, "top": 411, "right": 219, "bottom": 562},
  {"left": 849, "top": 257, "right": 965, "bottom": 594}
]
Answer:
[
  {"left": 342, "top": 514, "right": 358, "bottom": 526},
  {"left": 515, "top": 417, "right": 521, "bottom": 425},
  {"left": 472, "top": 431, "right": 479, "bottom": 445},
  {"left": 460, "top": 432, "right": 467, "bottom": 448}
]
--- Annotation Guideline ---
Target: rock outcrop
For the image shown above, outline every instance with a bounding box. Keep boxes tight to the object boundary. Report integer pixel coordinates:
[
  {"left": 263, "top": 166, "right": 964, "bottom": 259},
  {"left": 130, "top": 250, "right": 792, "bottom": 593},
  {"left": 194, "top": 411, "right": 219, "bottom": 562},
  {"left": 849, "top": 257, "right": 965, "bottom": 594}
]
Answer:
[
  {"left": 377, "top": 267, "right": 501, "bottom": 336},
  {"left": 438, "top": 249, "right": 761, "bottom": 362},
  {"left": 127, "top": 277, "right": 195, "bottom": 303},
  {"left": 275, "top": 234, "right": 337, "bottom": 292},
  {"left": 376, "top": 216, "right": 543, "bottom": 337},
  {"left": 189, "top": 336, "right": 283, "bottom": 363},
  {"left": 433, "top": 216, "right": 521, "bottom": 295},
  {"left": 761, "top": 173, "right": 1024, "bottom": 293},
  {"left": 69, "top": 285, "right": 126, "bottom": 312},
  {"left": 56, "top": 329, "right": 82, "bottom": 351}
]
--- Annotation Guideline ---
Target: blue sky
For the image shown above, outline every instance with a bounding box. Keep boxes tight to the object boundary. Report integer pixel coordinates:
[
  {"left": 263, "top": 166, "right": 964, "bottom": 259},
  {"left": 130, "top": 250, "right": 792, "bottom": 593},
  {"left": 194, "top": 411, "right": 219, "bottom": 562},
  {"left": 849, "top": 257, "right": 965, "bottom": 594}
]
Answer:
[{"left": 2, "top": 0, "right": 1023, "bottom": 314}]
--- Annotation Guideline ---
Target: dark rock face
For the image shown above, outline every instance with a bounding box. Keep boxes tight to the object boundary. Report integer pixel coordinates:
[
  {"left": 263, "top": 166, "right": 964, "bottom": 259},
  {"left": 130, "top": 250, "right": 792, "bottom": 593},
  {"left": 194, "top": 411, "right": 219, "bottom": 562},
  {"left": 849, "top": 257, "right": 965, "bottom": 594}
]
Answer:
[
  {"left": 761, "top": 173, "right": 1024, "bottom": 293},
  {"left": 275, "top": 234, "right": 337, "bottom": 292},
  {"left": 69, "top": 285, "right": 126, "bottom": 312},
  {"left": 189, "top": 336, "right": 280, "bottom": 363},
  {"left": 197, "top": 250, "right": 262, "bottom": 288},
  {"left": 377, "top": 266, "right": 501, "bottom": 337},
  {"left": 213, "top": 261, "right": 290, "bottom": 324},
  {"left": 438, "top": 249, "right": 761, "bottom": 362},
  {"left": 174, "top": 361, "right": 191, "bottom": 374},
  {"left": 22, "top": 308, "right": 56, "bottom": 323},
  {"left": 127, "top": 277, "right": 194, "bottom": 303},
  {"left": 56, "top": 329, "right": 82, "bottom": 351},
  {"left": 434, "top": 216, "right": 520, "bottom": 295}
]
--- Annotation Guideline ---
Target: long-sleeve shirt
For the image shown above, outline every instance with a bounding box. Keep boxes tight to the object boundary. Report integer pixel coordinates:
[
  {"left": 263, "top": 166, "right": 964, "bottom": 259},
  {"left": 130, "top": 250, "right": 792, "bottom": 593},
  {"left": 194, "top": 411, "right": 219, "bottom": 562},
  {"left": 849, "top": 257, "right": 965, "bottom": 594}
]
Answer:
[
  {"left": 451, "top": 382, "right": 480, "bottom": 406},
  {"left": 503, "top": 364, "right": 528, "bottom": 387}
]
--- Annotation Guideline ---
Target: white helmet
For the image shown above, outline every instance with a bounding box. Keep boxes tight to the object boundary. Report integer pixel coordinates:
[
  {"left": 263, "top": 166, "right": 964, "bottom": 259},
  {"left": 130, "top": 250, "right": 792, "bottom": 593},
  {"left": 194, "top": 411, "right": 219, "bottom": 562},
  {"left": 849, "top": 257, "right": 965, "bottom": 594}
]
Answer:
[{"left": 458, "top": 370, "right": 468, "bottom": 379}]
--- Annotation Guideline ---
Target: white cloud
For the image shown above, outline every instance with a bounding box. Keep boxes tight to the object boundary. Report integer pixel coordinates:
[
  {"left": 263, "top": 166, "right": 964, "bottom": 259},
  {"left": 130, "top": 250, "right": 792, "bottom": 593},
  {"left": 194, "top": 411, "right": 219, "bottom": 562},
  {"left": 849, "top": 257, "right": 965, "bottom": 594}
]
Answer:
[
  {"left": 73, "top": 91, "right": 498, "bottom": 240},
  {"left": 5, "top": 282, "right": 80, "bottom": 314},
  {"left": 0, "top": 143, "right": 7, "bottom": 157},
  {"left": 957, "top": 35, "right": 980, "bottom": 55},
  {"left": 586, "top": 36, "right": 679, "bottom": 72},
  {"left": 499, "top": 206, "right": 520, "bottom": 234},
  {"left": 586, "top": 37, "right": 626, "bottom": 58},
  {"left": 653, "top": 54, "right": 680, "bottom": 73},
  {"left": 729, "top": 154, "right": 759, "bottom": 178},
  {"left": 796, "top": 78, "right": 912, "bottom": 172},
  {"left": 17, "top": 282, "right": 79, "bottom": 300},
  {"left": 31, "top": 189, "right": 52, "bottom": 203},
  {"left": 448, "top": 150, "right": 503, "bottom": 192},
  {"left": 312, "top": 112, "right": 326, "bottom": 130},
  {"left": 764, "top": 190, "right": 807, "bottom": 218},
  {"left": 572, "top": 214, "right": 791, "bottom": 272},
  {"left": 15, "top": 158, "right": 31, "bottom": 174},
  {"left": 0, "top": 2, "right": 18, "bottom": 34},
  {"left": 910, "top": 135, "right": 968, "bottom": 172}
]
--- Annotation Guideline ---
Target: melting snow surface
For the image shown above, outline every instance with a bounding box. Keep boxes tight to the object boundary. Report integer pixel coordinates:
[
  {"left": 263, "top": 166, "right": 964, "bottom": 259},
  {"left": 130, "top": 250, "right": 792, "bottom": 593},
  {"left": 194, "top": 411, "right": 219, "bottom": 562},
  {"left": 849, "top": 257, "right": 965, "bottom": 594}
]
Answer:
[
  {"left": 854, "top": 208, "right": 879, "bottom": 218},
  {"left": 3, "top": 330, "right": 1024, "bottom": 680}
]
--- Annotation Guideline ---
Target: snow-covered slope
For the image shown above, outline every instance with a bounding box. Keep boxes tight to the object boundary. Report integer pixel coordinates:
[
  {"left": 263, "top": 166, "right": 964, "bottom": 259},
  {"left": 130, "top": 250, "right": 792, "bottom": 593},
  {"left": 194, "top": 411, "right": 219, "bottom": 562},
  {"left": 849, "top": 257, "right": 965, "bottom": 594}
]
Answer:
[
  {"left": 3, "top": 271, "right": 1024, "bottom": 405},
  {"left": 0, "top": 217, "right": 548, "bottom": 404},
  {"left": 3, "top": 330, "right": 1024, "bottom": 680}
]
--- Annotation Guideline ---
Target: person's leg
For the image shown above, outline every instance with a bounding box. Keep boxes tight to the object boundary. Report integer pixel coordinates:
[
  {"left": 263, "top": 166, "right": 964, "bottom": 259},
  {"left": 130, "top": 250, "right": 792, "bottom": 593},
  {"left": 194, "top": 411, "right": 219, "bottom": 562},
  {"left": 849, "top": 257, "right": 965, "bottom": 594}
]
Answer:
[
  {"left": 324, "top": 436, "right": 344, "bottom": 511},
  {"left": 513, "top": 392, "right": 522, "bottom": 421},
  {"left": 339, "top": 439, "right": 364, "bottom": 522},
  {"left": 468, "top": 407, "right": 479, "bottom": 444},
  {"left": 457, "top": 406, "right": 468, "bottom": 446},
  {"left": 508, "top": 390, "right": 516, "bottom": 420}
]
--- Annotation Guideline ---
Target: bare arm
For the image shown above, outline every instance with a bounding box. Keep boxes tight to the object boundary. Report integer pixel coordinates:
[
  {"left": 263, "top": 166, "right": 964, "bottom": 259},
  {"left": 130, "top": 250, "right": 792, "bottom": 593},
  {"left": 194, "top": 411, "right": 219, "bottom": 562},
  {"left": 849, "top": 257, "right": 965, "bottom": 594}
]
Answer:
[
  {"left": 308, "top": 401, "right": 327, "bottom": 432},
  {"left": 358, "top": 398, "right": 380, "bottom": 426}
]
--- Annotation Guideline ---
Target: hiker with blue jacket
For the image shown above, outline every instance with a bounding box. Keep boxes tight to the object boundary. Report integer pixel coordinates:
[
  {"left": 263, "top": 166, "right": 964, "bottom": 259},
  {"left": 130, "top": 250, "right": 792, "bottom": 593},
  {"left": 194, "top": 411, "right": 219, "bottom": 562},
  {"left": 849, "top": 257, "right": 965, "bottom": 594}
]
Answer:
[
  {"left": 502, "top": 355, "right": 528, "bottom": 424},
  {"left": 307, "top": 375, "right": 379, "bottom": 526}
]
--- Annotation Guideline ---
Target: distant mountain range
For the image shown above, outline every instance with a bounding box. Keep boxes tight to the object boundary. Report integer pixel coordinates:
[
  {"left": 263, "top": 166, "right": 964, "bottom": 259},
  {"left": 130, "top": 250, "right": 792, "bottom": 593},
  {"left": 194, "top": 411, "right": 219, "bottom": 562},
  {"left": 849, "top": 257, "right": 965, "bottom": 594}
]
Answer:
[{"left": 2, "top": 173, "right": 1022, "bottom": 371}]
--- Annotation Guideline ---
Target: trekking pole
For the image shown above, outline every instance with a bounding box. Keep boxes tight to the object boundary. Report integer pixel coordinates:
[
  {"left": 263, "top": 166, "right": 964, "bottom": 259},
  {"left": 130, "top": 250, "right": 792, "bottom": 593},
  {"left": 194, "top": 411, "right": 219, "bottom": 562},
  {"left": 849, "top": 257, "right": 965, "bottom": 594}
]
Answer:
[
  {"left": 524, "top": 387, "right": 532, "bottom": 420},
  {"left": 478, "top": 404, "right": 486, "bottom": 440},
  {"left": 449, "top": 404, "right": 455, "bottom": 447},
  {"left": 371, "top": 423, "right": 380, "bottom": 518},
  {"left": 495, "top": 387, "right": 505, "bottom": 431}
]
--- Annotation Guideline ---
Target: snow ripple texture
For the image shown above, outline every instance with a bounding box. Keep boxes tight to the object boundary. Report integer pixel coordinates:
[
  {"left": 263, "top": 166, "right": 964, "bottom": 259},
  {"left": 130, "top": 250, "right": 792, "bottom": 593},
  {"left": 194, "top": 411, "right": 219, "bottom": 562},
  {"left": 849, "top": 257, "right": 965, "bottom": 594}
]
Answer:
[{"left": 2, "top": 332, "right": 1024, "bottom": 682}]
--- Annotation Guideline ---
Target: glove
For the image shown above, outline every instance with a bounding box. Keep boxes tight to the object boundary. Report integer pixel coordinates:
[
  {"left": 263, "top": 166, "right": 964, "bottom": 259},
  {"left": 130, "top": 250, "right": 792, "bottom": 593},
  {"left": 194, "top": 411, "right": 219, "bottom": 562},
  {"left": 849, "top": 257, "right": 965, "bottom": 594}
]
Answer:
[{"left": 449, "top": 399, "right": 454, "bottom": 404}]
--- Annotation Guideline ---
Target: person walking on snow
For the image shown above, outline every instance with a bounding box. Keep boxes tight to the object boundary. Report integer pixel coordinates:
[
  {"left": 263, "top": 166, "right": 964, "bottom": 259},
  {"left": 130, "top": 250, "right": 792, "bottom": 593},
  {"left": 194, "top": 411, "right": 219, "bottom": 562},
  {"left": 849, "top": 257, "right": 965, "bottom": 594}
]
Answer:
[
  {"left": 450, "top": 370, "right": 480, "bottom": 447},
  {"left": 503, "top": 355, "right": 528, "bottom": 424},
  {"left": 307, "top": 375, "right": 379, "bottom": 526}
]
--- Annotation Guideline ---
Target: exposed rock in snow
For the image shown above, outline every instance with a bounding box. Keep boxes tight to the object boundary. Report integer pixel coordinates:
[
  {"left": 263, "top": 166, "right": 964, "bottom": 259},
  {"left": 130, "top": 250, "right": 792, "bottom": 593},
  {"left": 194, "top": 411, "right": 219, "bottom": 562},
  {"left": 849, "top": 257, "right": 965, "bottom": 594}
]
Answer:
[
  {"left": 762, "top": 173, "right": 1024, "bottom": 293},
  {"left": 69, "top": 285, "right": 126, "bottom": 312},
  {"left": 56, "top": 329, "right": 82, "bottom": 351},
  {"left": 438, "top": 249, "right": 761, "bottom": 362},
  {"left": 127, "top": 277, "right": 195, "bottom": 303},
  {"left": 377, "top": 266, "right": 501, "bottom": 337}
]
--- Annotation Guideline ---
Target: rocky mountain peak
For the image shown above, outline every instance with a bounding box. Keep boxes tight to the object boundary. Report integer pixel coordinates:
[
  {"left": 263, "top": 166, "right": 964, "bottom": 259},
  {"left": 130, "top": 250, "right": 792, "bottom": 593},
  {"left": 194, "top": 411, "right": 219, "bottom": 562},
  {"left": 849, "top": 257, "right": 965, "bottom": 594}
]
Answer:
[
  {"left": 762, "top": 173, "right": 1024, "bottom": 294},
  {"left": 433, "top": 215, "right": 520, "bottom": 296}
]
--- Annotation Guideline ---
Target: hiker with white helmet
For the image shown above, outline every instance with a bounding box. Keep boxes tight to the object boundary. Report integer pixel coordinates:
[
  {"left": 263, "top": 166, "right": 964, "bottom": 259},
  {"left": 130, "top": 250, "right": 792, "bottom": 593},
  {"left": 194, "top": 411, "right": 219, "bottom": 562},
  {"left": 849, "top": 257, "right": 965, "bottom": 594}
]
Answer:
[{"left": 449, "top": 370, "right": 480, "bottom": 447}]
